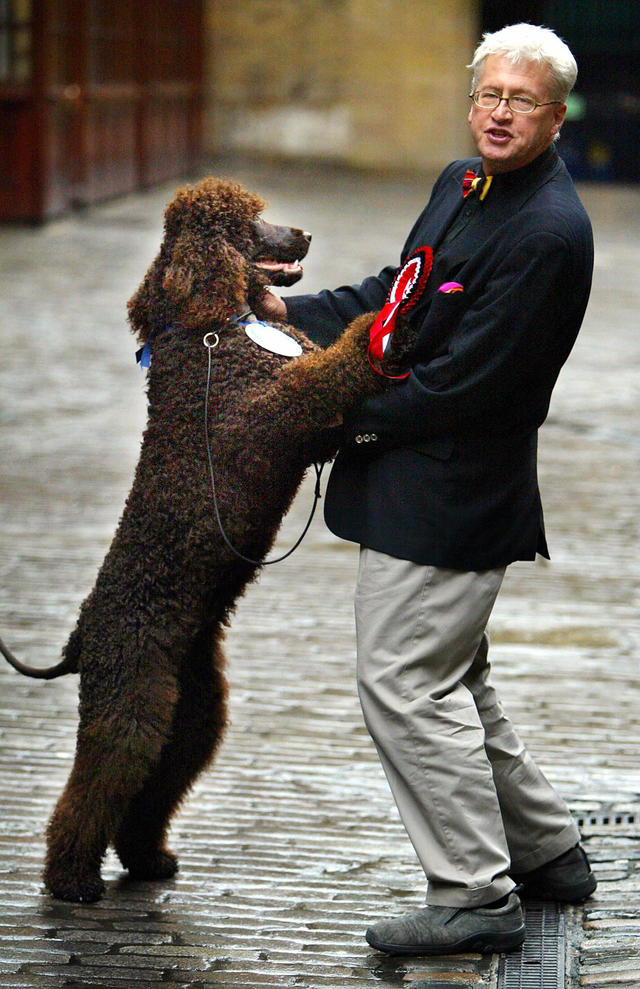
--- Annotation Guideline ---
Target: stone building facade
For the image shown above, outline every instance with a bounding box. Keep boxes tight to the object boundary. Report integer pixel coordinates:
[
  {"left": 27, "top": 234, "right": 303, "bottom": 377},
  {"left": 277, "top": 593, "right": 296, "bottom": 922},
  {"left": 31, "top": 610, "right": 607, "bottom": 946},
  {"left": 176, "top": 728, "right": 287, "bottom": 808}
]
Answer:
[{"left": 205, "top": 0, "right": 478, "bottom": 171}]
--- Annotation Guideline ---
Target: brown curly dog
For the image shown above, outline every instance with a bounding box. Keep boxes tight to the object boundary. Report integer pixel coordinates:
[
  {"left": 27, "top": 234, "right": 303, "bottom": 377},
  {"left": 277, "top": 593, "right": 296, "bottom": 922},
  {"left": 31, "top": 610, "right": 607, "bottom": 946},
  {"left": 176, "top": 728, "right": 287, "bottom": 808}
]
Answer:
[{"left": 0, "top": 177, "right": 408, "bottom": 902}]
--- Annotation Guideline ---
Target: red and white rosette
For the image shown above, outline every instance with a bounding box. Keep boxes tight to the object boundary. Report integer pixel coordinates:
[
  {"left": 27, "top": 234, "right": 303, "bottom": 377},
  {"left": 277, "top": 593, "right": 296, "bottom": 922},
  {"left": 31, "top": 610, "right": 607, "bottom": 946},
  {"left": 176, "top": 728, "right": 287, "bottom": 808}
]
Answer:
[{"left": 368, "top": 245, "right": 433, "bottom": 378}]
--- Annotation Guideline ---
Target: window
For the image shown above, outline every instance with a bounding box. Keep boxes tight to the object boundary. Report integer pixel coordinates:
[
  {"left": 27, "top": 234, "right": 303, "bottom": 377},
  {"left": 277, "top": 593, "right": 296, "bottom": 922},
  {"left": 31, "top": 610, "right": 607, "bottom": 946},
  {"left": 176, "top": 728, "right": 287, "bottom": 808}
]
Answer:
[{"left": 0, "top": 0, "right": 32, "bottom": 84}]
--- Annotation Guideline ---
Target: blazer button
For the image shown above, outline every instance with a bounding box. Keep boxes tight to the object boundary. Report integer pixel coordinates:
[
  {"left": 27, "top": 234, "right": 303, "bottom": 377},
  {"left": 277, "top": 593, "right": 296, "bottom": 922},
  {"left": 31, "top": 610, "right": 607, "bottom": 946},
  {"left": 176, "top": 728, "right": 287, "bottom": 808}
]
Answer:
[
  {"left": 355, "top": 434, "right": 363, "bottom": 444},
  {"left": 363, "top": 434, "right": 370, "bottom": 442},
  {"left": 370, "top": 433, "right": 378, "bottom": 441}
]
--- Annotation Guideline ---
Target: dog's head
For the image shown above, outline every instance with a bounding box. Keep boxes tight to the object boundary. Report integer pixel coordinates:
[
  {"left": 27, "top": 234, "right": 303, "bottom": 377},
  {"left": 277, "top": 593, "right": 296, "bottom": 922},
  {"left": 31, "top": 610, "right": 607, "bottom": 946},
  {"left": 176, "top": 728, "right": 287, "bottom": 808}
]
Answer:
[{"left": 128, "top": 177, "right": 311, "bottom": 343}]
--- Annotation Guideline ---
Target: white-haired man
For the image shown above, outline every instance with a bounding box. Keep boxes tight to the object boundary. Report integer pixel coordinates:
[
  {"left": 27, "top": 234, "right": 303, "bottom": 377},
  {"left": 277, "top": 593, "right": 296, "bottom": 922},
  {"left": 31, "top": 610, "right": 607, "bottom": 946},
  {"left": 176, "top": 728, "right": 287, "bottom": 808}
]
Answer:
[{"left": 261, "top": 23, "right": 596, "bottom": 955}]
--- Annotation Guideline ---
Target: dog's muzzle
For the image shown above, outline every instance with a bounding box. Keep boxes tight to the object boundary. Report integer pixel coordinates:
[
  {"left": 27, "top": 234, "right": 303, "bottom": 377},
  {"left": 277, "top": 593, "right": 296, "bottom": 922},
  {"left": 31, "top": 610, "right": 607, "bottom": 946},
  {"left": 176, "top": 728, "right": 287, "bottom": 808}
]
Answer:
[{"left": 252, "top": 219, "right": 312, "bottom": 287}]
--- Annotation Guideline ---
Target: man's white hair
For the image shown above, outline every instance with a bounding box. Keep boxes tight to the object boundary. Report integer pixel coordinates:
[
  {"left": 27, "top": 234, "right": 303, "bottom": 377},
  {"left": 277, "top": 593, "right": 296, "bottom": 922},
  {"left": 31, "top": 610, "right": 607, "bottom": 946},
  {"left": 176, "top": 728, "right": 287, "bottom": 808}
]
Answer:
[{"left": 469, "top": 23, "right": 578, "bottom": 101}]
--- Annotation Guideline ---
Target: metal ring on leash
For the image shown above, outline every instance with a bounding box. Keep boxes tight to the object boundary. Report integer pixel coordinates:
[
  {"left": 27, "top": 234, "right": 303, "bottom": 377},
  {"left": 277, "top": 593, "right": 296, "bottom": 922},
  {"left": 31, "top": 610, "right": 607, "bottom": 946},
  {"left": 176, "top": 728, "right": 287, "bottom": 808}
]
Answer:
[{"left": 203, "top": 332, "right": 219, "bottom": 350}]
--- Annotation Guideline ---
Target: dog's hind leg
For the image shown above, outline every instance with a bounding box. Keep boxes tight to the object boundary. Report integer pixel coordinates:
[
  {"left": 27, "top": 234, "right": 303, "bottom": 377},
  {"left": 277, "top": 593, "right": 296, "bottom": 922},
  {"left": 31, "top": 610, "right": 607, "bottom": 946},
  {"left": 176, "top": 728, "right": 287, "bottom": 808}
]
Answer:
[
  {"left": 114, "top": 625, "right": 228, "bottom": 882},
  {"left": 43, "top": 661, "right": 181, "bottom": 902}
]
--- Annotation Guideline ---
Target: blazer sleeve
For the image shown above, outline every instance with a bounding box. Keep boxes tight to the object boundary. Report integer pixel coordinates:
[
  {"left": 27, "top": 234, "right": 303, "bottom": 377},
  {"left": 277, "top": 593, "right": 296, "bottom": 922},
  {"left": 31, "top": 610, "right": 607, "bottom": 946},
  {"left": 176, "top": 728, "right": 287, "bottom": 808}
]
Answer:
[
  {"left": 344, "top": 225, "right": 589, "bottom": 446},
  {"left": 285, "top": 268, "right": 396, "bottom": 348}
]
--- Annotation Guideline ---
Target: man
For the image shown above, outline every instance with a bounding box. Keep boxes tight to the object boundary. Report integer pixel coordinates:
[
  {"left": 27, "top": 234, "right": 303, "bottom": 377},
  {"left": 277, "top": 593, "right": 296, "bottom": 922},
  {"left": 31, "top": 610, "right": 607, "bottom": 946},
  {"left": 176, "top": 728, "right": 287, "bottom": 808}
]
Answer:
[{"left": 261, "top": 23, "right": 595, "bottom": 955}]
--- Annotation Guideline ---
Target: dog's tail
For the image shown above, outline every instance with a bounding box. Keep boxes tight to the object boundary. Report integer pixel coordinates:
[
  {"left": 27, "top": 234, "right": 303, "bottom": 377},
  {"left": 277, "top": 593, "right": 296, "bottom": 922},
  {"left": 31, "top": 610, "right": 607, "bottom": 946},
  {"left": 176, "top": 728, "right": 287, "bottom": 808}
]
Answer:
[{"left": 0, "top": 633, "right": 78, "bottom": 680}]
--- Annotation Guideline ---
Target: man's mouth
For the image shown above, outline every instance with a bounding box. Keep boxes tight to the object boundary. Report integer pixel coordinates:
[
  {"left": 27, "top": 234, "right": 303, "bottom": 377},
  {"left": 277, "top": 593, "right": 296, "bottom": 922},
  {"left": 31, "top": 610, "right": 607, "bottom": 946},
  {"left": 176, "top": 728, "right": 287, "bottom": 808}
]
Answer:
[{"left": 485, "top": 127, "right": 512, "bottom": 144}]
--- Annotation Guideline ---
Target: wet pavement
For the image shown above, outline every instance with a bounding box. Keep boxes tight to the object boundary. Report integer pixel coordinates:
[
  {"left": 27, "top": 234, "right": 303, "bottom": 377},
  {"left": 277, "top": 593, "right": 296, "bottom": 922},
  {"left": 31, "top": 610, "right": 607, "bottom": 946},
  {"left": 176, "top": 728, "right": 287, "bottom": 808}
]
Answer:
[{"left": 0, "top": 157, "right": 639, "bottom": 988}]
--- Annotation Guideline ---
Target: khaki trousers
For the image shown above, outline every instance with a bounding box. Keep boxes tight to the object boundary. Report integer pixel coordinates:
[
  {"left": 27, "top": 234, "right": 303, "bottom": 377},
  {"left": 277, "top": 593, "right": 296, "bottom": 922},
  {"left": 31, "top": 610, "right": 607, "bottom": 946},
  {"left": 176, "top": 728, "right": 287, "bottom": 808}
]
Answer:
[{"left": 355, "top": 547, "right": 580, "bottom": 907}]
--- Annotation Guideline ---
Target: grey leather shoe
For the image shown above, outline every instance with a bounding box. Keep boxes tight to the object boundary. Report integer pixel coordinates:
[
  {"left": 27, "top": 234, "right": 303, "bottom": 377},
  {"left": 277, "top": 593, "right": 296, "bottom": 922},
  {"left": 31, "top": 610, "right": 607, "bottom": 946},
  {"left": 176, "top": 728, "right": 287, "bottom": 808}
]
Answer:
[
  {"left": 512, "top": 844, "right": 596, "bottom": 903},
  {"left": 365, "top": 893, "right": 525, "bottom": 956}
]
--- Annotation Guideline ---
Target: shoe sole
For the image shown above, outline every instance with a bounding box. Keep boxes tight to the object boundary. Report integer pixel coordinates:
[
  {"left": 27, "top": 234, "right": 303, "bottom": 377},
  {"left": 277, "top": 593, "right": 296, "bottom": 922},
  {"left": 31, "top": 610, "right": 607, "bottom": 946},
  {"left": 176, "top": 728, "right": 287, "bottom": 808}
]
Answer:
[{"left": 365, "top": 923, "right": 526, "bottom": 956}]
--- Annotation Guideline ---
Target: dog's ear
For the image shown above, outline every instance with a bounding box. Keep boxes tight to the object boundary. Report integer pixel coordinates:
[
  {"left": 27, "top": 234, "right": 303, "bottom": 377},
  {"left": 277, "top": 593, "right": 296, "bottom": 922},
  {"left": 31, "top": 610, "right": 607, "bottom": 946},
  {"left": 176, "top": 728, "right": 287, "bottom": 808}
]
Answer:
[
  {"left": 162, "top": 233, "right": 248, "bottom": 324},
  {"left": 127, "top": 248, "right": 166, "bottom": 344},
  {"left": 161, "top": 234, "right": 196, "bottom": 302}
]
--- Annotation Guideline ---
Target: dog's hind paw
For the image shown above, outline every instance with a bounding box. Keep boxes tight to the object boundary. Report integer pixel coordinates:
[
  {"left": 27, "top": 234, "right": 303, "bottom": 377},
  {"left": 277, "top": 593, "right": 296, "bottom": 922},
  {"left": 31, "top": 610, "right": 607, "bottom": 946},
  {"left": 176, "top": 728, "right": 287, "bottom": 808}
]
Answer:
[
  {"left": 44, "top": 868, "right": 106, "bottom": 903},
  {"left": 123, "top": 847, "right": 179, "bottom": 881}
]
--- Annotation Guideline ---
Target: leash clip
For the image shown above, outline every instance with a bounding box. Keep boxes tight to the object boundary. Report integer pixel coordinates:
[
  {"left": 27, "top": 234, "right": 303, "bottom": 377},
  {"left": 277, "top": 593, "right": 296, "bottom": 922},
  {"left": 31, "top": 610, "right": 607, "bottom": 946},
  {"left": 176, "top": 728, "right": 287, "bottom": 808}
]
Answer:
[{"left": 203, "top": 332, "right": 220, "bottom": 350}]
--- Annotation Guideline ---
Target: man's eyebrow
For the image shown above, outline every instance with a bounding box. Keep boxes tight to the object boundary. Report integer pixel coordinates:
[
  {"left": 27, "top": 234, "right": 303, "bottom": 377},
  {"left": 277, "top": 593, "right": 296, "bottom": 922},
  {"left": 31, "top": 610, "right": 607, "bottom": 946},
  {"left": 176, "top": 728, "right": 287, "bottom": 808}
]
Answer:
[{"left": 478, "top": 83, "right": 537, "bottom": 94}]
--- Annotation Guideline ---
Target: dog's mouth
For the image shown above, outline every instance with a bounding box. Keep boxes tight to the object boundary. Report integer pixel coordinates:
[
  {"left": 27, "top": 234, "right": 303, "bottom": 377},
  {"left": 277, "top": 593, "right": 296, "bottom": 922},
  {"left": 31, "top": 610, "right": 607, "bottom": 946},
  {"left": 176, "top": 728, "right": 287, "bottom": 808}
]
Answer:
[
  {"left": 251, "top": 218, "right": 311, "bottom": 287},
  {"left": 254, "top": 258, "right": 305, "bottom": 287}
]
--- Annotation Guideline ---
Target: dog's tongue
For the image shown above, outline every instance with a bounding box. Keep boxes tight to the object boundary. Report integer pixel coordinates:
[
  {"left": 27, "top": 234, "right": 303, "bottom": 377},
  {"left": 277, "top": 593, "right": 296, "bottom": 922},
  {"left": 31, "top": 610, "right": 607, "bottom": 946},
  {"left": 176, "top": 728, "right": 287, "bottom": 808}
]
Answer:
[
  {"left": 256, "top": 259, "right": 304, "bottom": 287},
  {"left": 256, "top": 260, "right": 303, "bottom": 275}
]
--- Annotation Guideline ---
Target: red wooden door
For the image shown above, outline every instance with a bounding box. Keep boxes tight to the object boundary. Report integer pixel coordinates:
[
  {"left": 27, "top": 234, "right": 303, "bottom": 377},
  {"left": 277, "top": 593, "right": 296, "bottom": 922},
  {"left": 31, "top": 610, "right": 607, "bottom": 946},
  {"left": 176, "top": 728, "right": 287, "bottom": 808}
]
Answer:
[
  {"left": 84, "top": 0, "right": 138, "bottom": 202},
  {"left": 137, "top": 0, "right": 203, "bottom": 187},
  {"left": 0, "top": 0, "right": 39, "bottom": 220},
  {"left": 44, "top": 0, "right": 86, "bottom": 215},
  {"left": 0, "top": 0, "right": 203, "bottom": 222}
]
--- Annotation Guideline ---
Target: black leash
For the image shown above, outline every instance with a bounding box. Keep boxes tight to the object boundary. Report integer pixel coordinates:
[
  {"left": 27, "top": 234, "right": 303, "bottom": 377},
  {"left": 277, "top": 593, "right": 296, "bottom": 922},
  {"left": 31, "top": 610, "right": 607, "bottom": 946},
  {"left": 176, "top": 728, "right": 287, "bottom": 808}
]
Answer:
[{"left": 203, "top": 331, "right": 324, "bottom": 566}]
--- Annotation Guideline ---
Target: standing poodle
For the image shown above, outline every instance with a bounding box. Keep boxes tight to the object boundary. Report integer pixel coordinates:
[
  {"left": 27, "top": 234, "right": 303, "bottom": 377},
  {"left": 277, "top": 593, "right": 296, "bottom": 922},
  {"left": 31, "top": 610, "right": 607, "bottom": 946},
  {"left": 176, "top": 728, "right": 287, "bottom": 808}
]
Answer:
[{"left": 0, "top": 177, "right": 408, "bottom": 902}]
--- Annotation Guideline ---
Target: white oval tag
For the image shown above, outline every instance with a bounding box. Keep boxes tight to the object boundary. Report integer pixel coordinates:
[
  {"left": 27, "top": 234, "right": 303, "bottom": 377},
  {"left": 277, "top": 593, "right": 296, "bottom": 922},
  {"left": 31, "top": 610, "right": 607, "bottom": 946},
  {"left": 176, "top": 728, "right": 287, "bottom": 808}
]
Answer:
[{"left": 244, "top": 322, "right": 303, "bottom": 357}]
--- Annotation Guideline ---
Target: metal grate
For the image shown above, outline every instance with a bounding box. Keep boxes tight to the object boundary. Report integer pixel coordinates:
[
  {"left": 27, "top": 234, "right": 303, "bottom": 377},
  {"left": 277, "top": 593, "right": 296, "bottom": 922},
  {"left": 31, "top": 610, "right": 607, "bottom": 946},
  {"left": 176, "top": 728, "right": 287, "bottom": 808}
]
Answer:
[
  {"left": 574, "top": 807, "right": 639, "bottom": 829},
  {"left": 498, "top": 902, "right": 565, "bottom": 989},
  {"left": 497, "top": 805, "right": 640, "bottom": 988}
]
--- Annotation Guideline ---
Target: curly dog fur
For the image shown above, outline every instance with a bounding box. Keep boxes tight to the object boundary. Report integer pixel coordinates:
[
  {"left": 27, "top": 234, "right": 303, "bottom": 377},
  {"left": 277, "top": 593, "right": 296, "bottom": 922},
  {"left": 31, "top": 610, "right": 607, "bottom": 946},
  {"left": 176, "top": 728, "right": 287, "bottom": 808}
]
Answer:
[{"left": 1, "top": 177, "right": 411, "bottom": 902}]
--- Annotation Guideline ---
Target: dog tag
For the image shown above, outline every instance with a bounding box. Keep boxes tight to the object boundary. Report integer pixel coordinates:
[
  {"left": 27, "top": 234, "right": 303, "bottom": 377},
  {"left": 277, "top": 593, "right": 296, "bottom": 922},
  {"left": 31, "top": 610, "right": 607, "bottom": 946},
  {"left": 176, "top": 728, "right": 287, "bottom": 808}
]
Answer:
[{"left": 244, "top": 321, "right": 303, "bottom": 358}]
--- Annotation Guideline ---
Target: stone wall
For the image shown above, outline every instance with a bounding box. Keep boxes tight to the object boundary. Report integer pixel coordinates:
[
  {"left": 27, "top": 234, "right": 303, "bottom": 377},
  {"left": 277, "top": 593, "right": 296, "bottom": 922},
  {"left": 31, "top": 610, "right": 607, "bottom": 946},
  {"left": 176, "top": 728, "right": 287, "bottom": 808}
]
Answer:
[{"left": 204, "top": 0, "right": 478, "bottom": 172}]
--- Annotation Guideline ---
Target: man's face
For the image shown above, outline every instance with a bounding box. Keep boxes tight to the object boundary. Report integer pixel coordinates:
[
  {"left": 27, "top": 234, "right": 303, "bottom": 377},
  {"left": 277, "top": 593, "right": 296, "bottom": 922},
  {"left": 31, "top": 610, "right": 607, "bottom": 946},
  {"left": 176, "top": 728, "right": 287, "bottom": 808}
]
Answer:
[{"left": 468, "top": 54, "right": 567, "bottom": 174}]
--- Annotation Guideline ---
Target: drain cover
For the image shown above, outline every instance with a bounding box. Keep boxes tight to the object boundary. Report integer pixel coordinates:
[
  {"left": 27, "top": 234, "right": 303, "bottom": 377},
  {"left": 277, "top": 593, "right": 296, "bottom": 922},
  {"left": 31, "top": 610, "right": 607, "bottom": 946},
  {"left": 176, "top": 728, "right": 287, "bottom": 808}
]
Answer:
[
  {"left": 498, "top": 902, "right": 564, "bottom": 989},
  {"left": 574, "top": 806, "right": 639, "bottom": 829}
]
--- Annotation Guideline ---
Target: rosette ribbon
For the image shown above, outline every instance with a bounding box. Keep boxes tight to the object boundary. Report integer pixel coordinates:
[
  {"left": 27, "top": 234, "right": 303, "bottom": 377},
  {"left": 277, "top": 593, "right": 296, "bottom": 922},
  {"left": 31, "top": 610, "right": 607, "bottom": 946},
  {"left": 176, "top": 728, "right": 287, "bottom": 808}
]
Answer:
[{"left": 368, "top": 245, "right": 433, "bottom": 379}]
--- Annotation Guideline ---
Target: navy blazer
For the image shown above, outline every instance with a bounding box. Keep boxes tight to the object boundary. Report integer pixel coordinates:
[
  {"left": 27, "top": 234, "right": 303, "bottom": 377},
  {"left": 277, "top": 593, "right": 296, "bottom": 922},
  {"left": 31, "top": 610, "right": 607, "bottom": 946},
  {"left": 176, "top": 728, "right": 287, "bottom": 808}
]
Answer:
[{"left": 286, "top": 146, "right": 593, "bottom": 570}]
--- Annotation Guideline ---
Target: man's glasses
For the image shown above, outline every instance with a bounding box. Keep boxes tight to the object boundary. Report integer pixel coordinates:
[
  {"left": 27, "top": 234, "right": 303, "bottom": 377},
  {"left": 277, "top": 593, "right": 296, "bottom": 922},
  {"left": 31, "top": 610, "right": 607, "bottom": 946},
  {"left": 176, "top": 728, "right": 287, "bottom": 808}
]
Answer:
[{"left": 469, "top": 90, "right": 563, "bottom": 114}]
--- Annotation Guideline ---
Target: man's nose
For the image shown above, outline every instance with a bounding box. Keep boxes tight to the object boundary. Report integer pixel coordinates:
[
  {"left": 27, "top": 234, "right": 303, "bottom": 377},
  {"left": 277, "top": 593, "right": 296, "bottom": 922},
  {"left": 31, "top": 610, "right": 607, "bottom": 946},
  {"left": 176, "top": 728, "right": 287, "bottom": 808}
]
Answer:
[{"left": 491, "top": 97, "right": 514, "bottom": 118}]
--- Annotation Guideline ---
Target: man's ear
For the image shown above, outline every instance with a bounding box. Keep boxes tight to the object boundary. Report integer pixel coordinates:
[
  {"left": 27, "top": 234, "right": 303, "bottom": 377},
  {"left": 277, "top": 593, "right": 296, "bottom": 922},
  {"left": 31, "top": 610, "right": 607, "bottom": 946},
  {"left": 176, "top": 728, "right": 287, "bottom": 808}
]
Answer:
[{"left": 551, "top": 102, "right": 567, "bottom": 139}]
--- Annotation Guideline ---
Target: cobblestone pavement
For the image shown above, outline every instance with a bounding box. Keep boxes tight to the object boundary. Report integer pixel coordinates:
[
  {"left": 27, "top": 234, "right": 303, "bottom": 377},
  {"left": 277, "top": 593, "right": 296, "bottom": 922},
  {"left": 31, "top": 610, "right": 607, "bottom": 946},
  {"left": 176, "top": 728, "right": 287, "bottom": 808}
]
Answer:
[{"left": 0, "top": 158, "right": 639, "bottom": 988}]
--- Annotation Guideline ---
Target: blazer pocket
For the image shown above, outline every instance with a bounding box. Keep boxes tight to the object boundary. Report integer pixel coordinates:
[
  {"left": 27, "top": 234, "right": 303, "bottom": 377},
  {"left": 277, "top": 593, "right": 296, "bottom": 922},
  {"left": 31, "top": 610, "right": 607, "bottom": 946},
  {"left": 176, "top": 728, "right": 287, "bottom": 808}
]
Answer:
[
  {"left": 406, "top": 437, "right": 455, "bottom": 461},
  {"left": 414, "top": 289, "right": 468, "bottom": 353}
]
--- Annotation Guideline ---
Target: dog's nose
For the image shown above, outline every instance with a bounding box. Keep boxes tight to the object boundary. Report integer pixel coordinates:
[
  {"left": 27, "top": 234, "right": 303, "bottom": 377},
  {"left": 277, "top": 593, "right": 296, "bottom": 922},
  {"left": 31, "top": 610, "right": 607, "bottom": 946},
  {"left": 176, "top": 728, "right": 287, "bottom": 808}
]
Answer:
[{"left": 303, "top": 231, "right": 312, "bottom": 243}]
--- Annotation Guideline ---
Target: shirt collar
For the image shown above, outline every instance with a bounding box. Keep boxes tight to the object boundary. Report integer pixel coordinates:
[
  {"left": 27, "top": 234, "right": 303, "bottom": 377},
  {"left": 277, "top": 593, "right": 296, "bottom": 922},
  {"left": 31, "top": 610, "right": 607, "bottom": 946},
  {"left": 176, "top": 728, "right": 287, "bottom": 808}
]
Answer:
[{"left": 482, "top": 143, "right": 560, "bottom": 188}]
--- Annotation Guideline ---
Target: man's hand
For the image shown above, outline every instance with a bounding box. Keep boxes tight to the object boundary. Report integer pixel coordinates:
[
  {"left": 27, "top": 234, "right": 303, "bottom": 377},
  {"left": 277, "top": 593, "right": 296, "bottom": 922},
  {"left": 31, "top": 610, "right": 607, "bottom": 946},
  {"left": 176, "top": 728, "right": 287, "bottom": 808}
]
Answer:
[{"left": 257, "top": 289, "right": 288, "bottom": 322}]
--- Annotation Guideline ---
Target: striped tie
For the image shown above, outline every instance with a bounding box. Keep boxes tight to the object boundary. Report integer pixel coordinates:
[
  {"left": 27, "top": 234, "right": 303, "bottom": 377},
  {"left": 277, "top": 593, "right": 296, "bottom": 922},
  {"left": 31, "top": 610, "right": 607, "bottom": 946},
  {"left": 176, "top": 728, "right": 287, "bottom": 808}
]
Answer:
[{"left": 462, "top": 169, "right": 493, "bottom": 201}]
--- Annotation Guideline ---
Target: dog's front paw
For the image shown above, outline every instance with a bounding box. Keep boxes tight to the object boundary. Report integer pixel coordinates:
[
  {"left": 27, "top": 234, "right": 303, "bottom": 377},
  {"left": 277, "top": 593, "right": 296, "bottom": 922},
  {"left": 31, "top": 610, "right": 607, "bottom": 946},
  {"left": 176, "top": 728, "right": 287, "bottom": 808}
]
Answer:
[
  {"left": 44, "top": 865, "right": 106, "bottom": 903},
  {"left": 384, "top": 311, "right": 415, "bottom": 359}
]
